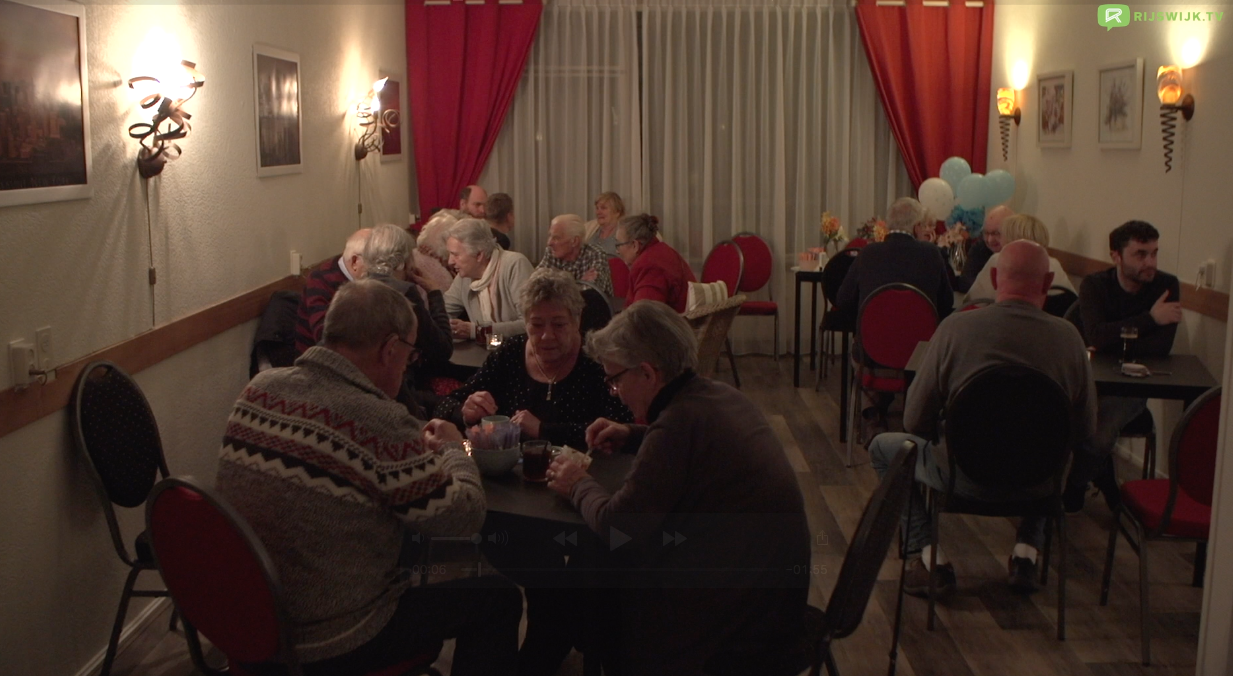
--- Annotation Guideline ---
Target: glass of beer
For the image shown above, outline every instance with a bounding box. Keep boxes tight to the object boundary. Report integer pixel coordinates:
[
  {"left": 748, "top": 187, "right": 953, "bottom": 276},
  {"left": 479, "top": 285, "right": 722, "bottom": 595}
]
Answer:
[
  {"left": 1120, "top": 325, "right": 1139, "bottom": 363},
  {"left": 521, "top": 440, "right": 552, "bottom": 482}
]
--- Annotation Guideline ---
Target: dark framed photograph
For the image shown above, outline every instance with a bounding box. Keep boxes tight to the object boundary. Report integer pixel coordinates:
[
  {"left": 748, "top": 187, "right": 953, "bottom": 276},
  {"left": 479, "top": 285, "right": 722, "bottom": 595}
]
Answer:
[
  {"left": 378, "top": 70, "right": 402, "bottom": 162},
  {"left": 0, "top": 0, "right": 92, "bottom": 207},
  {"left": 253, "top": 44, "right": 302, "bottom": 177},
  {"left": 1037, "top": 69, "right": 1073, "bottom": 149},
  {"left": 1097, "top": 58, "right": 1143, "bottom": 149}
]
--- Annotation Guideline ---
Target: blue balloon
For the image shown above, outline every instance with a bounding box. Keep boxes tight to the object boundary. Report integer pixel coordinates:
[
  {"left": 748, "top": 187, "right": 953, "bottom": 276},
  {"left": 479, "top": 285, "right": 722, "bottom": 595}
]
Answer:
[
  {"left": 946, "top": 205, "right": 986, "bottom": 235},
  {"left": 985, "top": 170, "right": 1016, "bottom": 206},
  {"left": 957, "top": 173, "right": 989, "bottom": 210},
  {"left": 940, "top": 157, "right": 971, "bottom": 191}
]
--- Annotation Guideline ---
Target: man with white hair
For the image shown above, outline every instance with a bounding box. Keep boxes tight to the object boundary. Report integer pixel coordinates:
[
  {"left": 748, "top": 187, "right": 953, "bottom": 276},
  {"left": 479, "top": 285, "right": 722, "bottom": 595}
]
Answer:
[
  {"left": 536, "top": 213, "right": 614, "bottom": 297},
  {"left": 836, "top": 197, "right": 955, "bottom": 322},
  {"left": 294, "top": 227, "right": 371, "bottom": 355}
]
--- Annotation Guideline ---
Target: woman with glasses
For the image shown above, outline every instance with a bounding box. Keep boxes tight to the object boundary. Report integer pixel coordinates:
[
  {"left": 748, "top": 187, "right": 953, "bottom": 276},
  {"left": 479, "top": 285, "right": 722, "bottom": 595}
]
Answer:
[
  {"left": 434, "top": 268, "right": 632, "bottom": 449},
  {"left": 547, "top": 300, "right": 810, "bottom": 674},
  {"left": 614, "top": 213, "right": 696, "bottom": 312}
]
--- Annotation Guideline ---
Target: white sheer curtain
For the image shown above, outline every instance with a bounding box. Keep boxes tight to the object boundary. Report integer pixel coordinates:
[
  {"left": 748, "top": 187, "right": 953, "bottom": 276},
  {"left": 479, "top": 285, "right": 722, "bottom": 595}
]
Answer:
[{"left": 480, "top": 0, "right": 911, "bottom": 354}]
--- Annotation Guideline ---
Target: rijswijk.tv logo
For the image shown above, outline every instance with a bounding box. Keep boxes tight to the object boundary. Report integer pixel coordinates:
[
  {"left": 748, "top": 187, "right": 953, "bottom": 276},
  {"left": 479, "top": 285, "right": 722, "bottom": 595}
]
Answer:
[{"left": 1098, "top": 4, "right": 1224, "bottom": 30}]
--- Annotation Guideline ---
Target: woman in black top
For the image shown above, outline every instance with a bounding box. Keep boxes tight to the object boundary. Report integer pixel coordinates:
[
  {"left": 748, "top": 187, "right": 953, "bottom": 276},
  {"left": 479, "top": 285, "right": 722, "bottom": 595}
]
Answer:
[{"left": 436, "top": 268, "right": 632, "bottom": 449}]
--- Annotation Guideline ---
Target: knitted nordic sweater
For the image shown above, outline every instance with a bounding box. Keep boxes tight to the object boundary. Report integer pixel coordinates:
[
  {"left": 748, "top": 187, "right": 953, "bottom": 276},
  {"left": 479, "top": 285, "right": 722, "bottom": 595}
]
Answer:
[{"left": 216, "top": 346, "right": 486, "bottom": 662}]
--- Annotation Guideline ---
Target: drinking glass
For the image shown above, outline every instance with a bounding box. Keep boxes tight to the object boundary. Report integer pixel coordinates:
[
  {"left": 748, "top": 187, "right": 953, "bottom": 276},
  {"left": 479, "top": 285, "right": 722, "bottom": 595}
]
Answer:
[
  {"left": 520, "top": 440, "right": 552, "bottom": 482},
  {"left": 1120, "top": 325, "right": 1139, "bottom": 363},
  {"left": 488, "top": 332, "right": 504, "bottom": 351}
]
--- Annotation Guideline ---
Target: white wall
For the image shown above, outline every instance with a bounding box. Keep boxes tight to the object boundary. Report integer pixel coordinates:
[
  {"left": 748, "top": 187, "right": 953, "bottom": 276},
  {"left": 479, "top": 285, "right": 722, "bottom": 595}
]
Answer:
[
  {"left": 988, "top": 2, "right": 1230, "bottom": 377},
  {"left": 0, "top": 2, "right": 408, "bottom": 674}
]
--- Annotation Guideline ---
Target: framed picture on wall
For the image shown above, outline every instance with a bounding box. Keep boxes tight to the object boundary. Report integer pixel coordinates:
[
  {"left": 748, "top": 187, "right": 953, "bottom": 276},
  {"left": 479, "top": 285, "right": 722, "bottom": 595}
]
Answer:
[
  {"left": 1037, "top": 69, "right": 1073, "bottom": 149},
  {"left": 1097, "top": 58, "right": 1144, "bottom": 149},
  {"left": 253, "top": 44, "right": 302, "bottom": 177},
  {"left": 378, "top": 70, "right": 402, "bottom": 162},
  {"left": 0, "top": 0, "right": 92, "bottom": 207}
]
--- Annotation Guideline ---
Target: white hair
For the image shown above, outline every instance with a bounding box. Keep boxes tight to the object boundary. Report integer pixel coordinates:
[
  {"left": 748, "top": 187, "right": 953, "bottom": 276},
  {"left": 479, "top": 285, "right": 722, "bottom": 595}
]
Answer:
[
  {"left": 551, "top": 213, "right": 586, "bottom": 241},
  {"left": 448, "top": 218, "right": 497, "bottom": 257}
]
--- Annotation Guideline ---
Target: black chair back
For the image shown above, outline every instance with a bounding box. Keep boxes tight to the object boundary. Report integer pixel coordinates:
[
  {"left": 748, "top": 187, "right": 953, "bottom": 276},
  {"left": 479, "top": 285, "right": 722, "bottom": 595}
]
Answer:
[
  {"left": 1063, "top": 299, "right": 1084, "bottom": 338},
  {"left": 824, "top": 440, "right": 918, "bottom": 640},
  {"left": 579, "top": 283, "right": 613, "bottom": 335},
  {"left": 72, "top": 362, "right": 169, "bottom": 511},
  {"left": 822, "top": 248, "right": 859, "bottom": 308},
  {"left": 1044, "top": 286, "right": 1078, "bottom": 318},
  {"left": 251, "top": 290, "right": 302, "bottom": 377},
  {"left": 945, "top": 364, "right": 1072, "bottom": 492}
]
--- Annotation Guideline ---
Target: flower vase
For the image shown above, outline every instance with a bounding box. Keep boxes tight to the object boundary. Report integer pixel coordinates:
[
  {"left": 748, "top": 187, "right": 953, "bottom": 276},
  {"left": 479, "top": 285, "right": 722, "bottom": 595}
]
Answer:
[{"left": 949, "top": 243, "right": 966, "bottom": 274}]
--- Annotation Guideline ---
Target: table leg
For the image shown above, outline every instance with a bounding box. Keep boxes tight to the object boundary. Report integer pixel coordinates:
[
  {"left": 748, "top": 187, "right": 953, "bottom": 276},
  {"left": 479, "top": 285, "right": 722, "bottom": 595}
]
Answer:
[
  {"left": 810, "top": 282, "right": 819, "bottom": 371},
  {"left": 1193, "top": 542, "right": 1207, "bottom": 587},
  {"left": 840, "top": 330, "right": 850, "bottom": 443},
  {"left": 794, "top": 276, "right": 804, "bottom": 387}
]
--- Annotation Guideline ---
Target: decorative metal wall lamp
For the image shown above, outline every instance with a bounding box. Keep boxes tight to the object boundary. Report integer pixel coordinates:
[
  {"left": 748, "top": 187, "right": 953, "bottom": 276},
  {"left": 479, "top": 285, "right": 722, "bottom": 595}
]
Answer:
[
  {"left": 996, "top": 87, "right": 1021, "bottom": 161},
  {"left": 1157, "top": 65, "right": 1195, "bottom": 173},
  {"left": 354, "top": 77, "right": 399, "bottom": 160},
  {"left": 127, "top": 60, "right": 205, "bottom": 178}
]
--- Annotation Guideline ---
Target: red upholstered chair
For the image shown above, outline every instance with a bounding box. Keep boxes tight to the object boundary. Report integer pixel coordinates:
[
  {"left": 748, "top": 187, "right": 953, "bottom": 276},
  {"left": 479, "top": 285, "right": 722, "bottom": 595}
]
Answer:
[
  {"left": 846, "top": 284, "right": 938, "bottom": 466},
  {"left": 1099, "top": 387, "right": 1222, "bottom": 666},
  {"left": 608, "top": 256, "right": 631, "bottom": 299},
  {"left": 845, "top": 238, "right": 870, "bottom": 250},
  {"left": 701, "top": 240, "right": 745, "bottom": 387},
  {"left": 146, "top": 477, "right": 443, "bottom": 676},
  {"left": 731, "top": 232, "right": 779, "bottom": 361}
]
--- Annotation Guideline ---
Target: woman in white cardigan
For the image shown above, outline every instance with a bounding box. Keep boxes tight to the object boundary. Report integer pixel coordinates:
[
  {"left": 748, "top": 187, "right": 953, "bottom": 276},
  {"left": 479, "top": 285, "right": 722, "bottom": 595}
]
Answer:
[
  {"left": 962, "top": 213, "right": 1075, "bottom": 305},
  {"left": 444, "top": 218, "right": 534, "bottom": 341}
]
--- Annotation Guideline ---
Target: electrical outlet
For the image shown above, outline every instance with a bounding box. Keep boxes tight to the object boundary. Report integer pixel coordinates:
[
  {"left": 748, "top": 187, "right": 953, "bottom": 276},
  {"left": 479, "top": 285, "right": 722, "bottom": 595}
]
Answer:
[
  {"left": 35, "top": 326, "right": 55, "bottom": 383},
  {"left": 9, "top": 339, "right": 35, "bottom": 388},
  {"left": 290, "top": 250, "right": 302, "bottom": 276},
  {"left": 1203, "top": 259, "right": 1215, "bottom": 288}
]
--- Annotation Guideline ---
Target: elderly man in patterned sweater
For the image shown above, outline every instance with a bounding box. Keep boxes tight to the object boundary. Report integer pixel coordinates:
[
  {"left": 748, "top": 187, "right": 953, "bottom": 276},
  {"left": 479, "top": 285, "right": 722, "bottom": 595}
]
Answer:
[
  {"left": 537, "top": 213, "right": 614, "bottom": 297},
  {"left": 217, "top": 279, "right": 521, "bottom": 676}
]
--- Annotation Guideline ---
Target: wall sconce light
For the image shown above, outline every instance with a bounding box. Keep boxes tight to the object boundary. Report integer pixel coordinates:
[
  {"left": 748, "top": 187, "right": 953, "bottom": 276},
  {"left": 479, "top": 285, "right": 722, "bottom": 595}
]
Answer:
[
  {"left": 127, "top": 60, "right": 205, "bottom": 179},
  {"left": 996, "top": 87, "right": 1021, "bottom": 161},
  {"left": 1157, "top": 65, "right": 1195, "bottom": 173},
  {"left": 354, "top": 77, "right": 399, "bottom": 161}
]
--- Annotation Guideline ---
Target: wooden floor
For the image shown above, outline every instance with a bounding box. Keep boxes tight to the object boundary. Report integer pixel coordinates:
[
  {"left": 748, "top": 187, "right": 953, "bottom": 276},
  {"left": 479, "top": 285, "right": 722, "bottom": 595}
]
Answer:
[{"left": 115, "top": 355, "right": 1201, "bottom": 676}]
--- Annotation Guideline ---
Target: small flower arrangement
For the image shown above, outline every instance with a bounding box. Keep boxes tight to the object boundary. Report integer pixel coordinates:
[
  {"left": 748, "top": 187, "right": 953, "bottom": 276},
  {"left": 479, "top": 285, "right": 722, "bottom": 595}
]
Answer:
[
  {"left": 856, "top": 217, "right": 888, "bottom": 242},
  {"left": 820, "top": 212, "right": 845, "bottom": 246},
  {"left": 936, "top": 223, "right": 968, "bottom": 249}
]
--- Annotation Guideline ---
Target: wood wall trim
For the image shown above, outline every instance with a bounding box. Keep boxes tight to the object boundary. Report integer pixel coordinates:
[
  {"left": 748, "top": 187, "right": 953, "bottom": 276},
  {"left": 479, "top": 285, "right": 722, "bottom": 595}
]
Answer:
[
  {"left": 0, "top": 274, "right": 304, "bottom": 440},
  {"left": 1049, "top": 247, "right": 1228, "bottom": 323}
]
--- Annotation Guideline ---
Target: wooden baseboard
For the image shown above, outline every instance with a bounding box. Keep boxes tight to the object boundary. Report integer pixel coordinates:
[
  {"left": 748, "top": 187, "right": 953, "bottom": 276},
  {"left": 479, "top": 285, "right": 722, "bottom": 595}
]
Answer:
[
  {"left": 0, "top": 274, "right": 304, "bottom": 439},
  {"left": 1049, "top": 247, "right": 1227, "bottom": 323}
]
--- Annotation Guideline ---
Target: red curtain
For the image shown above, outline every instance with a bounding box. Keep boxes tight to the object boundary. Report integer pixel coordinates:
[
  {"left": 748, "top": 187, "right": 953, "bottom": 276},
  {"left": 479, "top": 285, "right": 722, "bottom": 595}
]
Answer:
[
  {"left": 855, "top": 0, "right": 995, "bottom": 189},
  {"left": 406, "top": 0, "right": 543, "bottom": 218}
]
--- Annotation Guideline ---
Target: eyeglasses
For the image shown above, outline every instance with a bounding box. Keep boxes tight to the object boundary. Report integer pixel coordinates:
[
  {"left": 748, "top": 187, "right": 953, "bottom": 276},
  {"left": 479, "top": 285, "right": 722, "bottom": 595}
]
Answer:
[
  {"left": 614, "top": 239, "right": 635, "bottom": 250},
  {"left": 395, "top": 337, "right": 421, "bottom": 365},
  {"left": 603, "top": 367, "right": 633, "bottom": 393}
]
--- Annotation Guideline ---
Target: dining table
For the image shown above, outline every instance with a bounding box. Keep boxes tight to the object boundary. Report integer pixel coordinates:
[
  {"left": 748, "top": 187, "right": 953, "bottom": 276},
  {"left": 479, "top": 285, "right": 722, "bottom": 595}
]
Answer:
[
  {"left": 449, "top": 339, "right": 491, "bottom": 369},
  {"left": 483, "top": 451, "right": 635, "bottom": 530}
]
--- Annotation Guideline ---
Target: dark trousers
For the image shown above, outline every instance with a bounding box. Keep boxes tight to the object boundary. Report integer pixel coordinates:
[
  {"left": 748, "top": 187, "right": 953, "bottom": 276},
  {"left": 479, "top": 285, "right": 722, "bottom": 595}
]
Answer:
[{"left": 302, "top": 575, "right": 523, "bottom": 676}]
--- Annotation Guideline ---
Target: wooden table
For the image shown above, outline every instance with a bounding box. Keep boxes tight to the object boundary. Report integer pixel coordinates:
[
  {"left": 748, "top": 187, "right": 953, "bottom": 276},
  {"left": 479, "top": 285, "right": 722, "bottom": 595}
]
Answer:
[
  {"left": 792, "top": 267, "right": 825, "bottom": 388},
  {"left": 1087, "top": 352, "right": 1218, "bottom": 406},
  {"left": 483, "top": 452, "right": 635, "bottom": 528},
  {"left": 450, "top": 340, "right": 491, "bottom": 369}
]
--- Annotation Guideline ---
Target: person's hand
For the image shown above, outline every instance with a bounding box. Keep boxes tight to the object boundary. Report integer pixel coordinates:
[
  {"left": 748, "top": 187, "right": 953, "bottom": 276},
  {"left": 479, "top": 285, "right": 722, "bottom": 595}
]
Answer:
[
  {"left": 422, "top": 419, "right": 463, "bottom": 453},
  {"left": 450, "top": 318, "right": 473, "bottom": 339},
  {"left": 407, "top": 266, "right": 440, "bottom": 293},
  {"left": 511, "top": 410, "right": 542, "bottom": 439},
  {"left": 582, "top": 269, "right": 599, "bottom": 283},
  {"left": 1150, "top": 290, "right": 1182, "bottom": 325},
  {"left": 547, "top": 455, "right": 588, "bottom": 497},
  {"left": 461, "top": 391, "right": 498, "bottom": 425},
  {"left": 585, "top": 418, "right": 630, "bottom": 455}
]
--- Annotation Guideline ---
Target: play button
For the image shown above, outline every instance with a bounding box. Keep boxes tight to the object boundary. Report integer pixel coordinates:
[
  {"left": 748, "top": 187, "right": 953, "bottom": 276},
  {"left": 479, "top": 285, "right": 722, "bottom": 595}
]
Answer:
[{"left": 610, "top": 527, "right": 631, "bottom": 550}]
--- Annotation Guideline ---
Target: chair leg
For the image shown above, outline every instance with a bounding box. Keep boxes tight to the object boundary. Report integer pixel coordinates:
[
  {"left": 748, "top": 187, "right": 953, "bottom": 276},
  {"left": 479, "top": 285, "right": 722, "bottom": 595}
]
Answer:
[
  {"left": 725, "top": 337, "right": 741, "bottom": 389},
  {"left": 184, "top": 619, "right": 228, "bottom": 676},
  {"left": 1194, "top": 542, "right": 1207, "bottom": 587},
  {"left": 1040, "top": 520, "right": 1050, "bottom": 589},
  {"left": 1057, "top": 514, "right": 1067, "bottom": 640},
  {"left": 774, "top": 313, "right": 780, "bottom": 362},
  {"left": 927, "top": 495, "right": 940, "bottom": 631},
  {"left": 845, "top": 365, "right": 861, "bottom": 467},
  {"left": 887, "top": 492, "right": 913, "bottom": 676},
  {"left": 100, "top": 566, "right": 142, "bottom": 676},
  {"left": 824, "top": 643, "right": 841, "bottom": 676},
  {"left": 169, "top": 607, "right": 179, "bottom": 631},
  {"left": 1136, "top": 521, "right": 1151, "bottom": 665},
  {"left": 1100, "top": 508, "right": 1121, "bottom": 606}
]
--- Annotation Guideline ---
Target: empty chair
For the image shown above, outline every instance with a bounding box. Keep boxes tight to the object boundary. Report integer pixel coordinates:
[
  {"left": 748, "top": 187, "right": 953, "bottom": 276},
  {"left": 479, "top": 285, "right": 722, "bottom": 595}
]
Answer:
[
  {"left": 1100, "top": 387, "right": 1221, "bottom": 665},
  {"left": 685, "top": 294, "right": 746, "bottom": 384},
  {"left": 146, "top": 476, "right": 443, "bottom": 676},
  {"left": 579, "top": 282, "right": 613, "bottom": 336},
  {"left": 70, "top": 361, "right": 211, "bottom": 676},
  {"left": 1043, "top": 285, "right": 1077, "bottom": 318},
  {"left": 817, "top": 248, "right": 860, "bottom": 383},
  {"left": 732, "top": 232, "right": 780, "bottom": 360},
  {"left": 700, "top": 240, "right": 745, "bottom": 387}
]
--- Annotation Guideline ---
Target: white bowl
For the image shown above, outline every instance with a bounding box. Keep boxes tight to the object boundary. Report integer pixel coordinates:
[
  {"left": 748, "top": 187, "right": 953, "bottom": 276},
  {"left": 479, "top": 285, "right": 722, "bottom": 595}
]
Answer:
[{"left": 471, "top": 446, "right": 520, "bottom": 476}]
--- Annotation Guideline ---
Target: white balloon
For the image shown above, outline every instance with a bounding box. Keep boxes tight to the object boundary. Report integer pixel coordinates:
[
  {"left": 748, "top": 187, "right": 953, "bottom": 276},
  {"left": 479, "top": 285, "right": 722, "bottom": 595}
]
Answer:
[{"left": 918, "top": 178, "right": 955, "bottom": 221}]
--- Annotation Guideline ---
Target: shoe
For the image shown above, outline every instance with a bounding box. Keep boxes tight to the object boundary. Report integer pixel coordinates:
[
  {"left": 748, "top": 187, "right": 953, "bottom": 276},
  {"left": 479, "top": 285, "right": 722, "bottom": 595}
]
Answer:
[
  {"left": 902, "top": 556, "right": 956, "bottom": 598},
  {"left": 1007, "top": 556, "right": 1039, "bottom": 593}
]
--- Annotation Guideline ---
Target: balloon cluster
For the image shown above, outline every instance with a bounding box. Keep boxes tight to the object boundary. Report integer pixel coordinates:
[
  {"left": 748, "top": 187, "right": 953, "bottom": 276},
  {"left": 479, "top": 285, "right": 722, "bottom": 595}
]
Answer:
[{"left": 917, "top": 157, "right": 1016, "bottom": 235}]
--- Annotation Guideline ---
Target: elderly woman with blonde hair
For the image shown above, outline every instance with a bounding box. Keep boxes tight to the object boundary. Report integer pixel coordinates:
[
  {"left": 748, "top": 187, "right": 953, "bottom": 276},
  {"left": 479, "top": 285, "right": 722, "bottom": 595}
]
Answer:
[
  {"left": 583, "top": 191, "right": 627, "bottom": 256},
  {"left": 435, "top": 268, "right": 631, "bottom": 448},
  {"left": 962, "top": 213, "right": 1075, "bottom": 305}
]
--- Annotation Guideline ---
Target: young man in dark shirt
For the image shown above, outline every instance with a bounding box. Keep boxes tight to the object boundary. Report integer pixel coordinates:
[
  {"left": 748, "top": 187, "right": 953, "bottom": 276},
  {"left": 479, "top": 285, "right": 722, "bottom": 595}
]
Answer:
[{"left": 1067, "top": 220, "right": 1182, "bottom": 509}]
